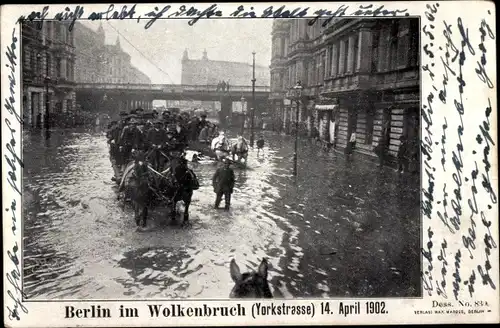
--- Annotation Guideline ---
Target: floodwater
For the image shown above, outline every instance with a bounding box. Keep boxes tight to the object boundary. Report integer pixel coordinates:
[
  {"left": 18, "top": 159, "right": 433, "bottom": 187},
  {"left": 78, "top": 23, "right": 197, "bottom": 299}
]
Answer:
[{"left": 23, "top": 127, "right": 421, "bottom": 300}]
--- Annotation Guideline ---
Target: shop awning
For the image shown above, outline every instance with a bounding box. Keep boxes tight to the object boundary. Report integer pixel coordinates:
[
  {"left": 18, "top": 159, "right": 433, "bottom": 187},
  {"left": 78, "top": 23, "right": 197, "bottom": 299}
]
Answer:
[{"left": 315, "top": 104, "right": 338, "bottom": 110}]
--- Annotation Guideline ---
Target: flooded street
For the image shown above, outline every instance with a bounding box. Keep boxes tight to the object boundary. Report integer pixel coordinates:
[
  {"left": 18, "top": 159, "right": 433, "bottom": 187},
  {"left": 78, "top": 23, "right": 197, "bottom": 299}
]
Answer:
[{"left": 23, "top": 128, "right": 421, "bottom": 300}]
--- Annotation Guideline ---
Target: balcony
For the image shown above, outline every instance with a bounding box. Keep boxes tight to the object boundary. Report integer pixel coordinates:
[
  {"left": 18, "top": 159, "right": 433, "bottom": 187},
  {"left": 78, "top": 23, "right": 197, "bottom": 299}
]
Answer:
[
  {"left": 270, "top": 56, "right": 286, "bottom": 67},
  {"left": 288, "top": 40, "right": 313, "bottom": 57},
  {"left": 370, "top": 68, "right": 419, "bottom": 90},
  {"left": 55, "top": 77, "right": 77, "bottom": 90},
  {"left": 320, "top": 66, "right": 419, "bottom": 96}
]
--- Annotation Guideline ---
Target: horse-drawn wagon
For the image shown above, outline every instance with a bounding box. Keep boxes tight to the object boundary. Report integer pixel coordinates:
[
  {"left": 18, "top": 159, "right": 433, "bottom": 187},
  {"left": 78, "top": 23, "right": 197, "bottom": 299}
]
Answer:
[{"left": 114, "top": 149, "right": 199, "bottom": 229}]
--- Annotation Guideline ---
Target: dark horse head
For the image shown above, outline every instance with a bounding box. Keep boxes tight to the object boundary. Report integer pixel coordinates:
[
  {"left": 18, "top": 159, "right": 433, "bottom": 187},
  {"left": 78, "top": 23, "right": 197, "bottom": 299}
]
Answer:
[
  {"left": 166, "top": 156, "right": 196, "bottom": 224},
  {"left": 229, "top": 258, "right": 273, "bottom": 298}
]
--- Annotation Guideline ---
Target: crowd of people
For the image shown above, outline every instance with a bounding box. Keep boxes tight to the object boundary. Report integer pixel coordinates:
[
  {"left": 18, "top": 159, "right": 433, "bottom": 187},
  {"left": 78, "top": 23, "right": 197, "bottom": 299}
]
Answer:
[
  {"left": 105, "top": 108, "right": 219, "bottom": 177},
  {"left": 105, "top": 107, "right": 253, "bottom": 212}
]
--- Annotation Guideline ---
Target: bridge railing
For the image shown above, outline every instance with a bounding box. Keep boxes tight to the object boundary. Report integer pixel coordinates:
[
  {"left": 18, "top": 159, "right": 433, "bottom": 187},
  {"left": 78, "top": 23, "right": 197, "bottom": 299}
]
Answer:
[{"left": 76, "top": 83, "right": 270, "bottom": 93}]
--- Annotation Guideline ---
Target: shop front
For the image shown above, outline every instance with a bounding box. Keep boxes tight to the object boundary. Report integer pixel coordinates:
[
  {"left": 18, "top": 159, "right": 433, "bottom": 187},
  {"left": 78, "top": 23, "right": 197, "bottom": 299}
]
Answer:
[{"left": 314, "top": 101, "right": 339, "bottom": 147}]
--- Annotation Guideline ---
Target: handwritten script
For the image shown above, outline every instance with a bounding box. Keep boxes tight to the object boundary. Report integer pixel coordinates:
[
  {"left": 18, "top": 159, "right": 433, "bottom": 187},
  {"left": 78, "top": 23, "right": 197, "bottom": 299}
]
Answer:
[
  {"left": 4, "top": 27, "right": 28, "bottom": 321},
  {"left": 421, "top": 3, "right": 497, "bottom": 303},
  {"left": 17, "top": 3, "right": 410, "bottom": 30}
]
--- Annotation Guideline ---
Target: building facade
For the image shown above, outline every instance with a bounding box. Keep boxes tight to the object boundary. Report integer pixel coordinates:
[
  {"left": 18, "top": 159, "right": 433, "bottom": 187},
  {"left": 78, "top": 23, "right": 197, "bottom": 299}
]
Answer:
[
  {"left": 181, "top": 49, "right": 269, "bottom": 86},
  {"left": 22, "top": 20, "right": 77, "bottom": 127},
  {"left": 269, "top": 18, "right": 419, "bottom": 163},
  {"left": 73, "top": 22, "right": 151, "bottom": 85}
]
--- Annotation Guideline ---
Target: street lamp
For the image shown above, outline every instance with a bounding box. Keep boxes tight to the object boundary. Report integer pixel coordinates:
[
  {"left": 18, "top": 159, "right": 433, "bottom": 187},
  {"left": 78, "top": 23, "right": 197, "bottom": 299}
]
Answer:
[
  {"left": 240, "top": 95, "right": 246, "bottom": 136},
  {"left": 250, "top": 51, "right": 256, "bottom": 147},
  {"left": 37, "top": 53, "right": 50, "bottom": 129},
  {"left": 291, "top": 80, "right": 303, "bottom": 177}
]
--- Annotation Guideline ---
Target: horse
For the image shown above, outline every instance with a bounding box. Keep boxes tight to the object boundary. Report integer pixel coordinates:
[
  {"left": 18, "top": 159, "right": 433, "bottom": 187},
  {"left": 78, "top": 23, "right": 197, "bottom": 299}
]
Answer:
[
  {"left": 231, "top": 139, "right": 249, "bottom": 165},
  {"left": 161, "top": 157, "right": 199, "bottom": 226},
  {"left": 229, "top": 258, "right": 273, "bottom": 298},
  {"left": 212, "top": 135, "right": 231, "bottom": 162},
  {"left": 118, "top": 151, "right": 153, "bottom": 228}
]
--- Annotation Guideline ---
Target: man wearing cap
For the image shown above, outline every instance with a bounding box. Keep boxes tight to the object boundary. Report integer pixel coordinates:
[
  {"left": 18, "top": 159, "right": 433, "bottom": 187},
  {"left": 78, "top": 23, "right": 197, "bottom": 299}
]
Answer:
[
  {"left": 147, "top": 119, "right": 168, "bottom": 170},
  {"left": 114, "top": 113, "right": 131, "bottom": 166},
  {"left": 152, "top": 110, "right": 159, "bottom": 119},
  {"left": 212, "top": 158, "right": 235, "bottom": 210},
  {"left": 119, "top": 116, "right": 144, "bottom": 169},
  {"left": 198, "top": 114, "right": 208, "bottom": 134},
  {"left": 109, "top": 112, "right": 128, "bottom": 165},
  {"left": 174, "top": 121, "right": 188, "bottom": 151},
  {"left": 162, "top": 111, "right": 172, "bottom": 126},
  {"left": 106, "top": 121, "right": 117, "bottom": 161},
  {"left": 188, "top": 116, "right": 200, "bottom": 142}
]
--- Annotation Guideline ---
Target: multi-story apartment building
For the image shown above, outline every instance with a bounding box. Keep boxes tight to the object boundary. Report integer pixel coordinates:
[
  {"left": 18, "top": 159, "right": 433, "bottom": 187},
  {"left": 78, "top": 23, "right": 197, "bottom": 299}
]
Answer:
[
  {"left": 181, "top": 49, "right": 269, "bottom": 86},
  {"left": 22, "top": 21, "right": 77, "bottom": 127},
  {"left": 73, "top": 22, "right": 151, "bottom": 85},
  {"left": 270, "top": 18, "right": 419, "bottom": 163}
]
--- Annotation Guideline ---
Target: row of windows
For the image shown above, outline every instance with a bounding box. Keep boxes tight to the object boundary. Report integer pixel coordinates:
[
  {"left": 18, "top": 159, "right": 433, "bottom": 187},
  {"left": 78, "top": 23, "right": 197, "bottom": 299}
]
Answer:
[
  {"left": 271, "top": 20, "right": 419, "bottom": 90},
  {"left": 23, "top": 21, "right": 74, "bottom": 46},
  {"left": 24, "top": 48, "right": 75, "bottom": 81}
]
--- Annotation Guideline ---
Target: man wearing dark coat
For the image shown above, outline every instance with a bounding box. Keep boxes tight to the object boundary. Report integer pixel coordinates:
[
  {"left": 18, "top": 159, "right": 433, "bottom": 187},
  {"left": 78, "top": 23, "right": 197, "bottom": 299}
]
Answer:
[
  {"left": 396, "top": 135, "right": 409, "bottom": 173},
  {"left": 188, "top": 117, "right": 200, "bottom": 141},
  {"left": 198, "top": 114, "right": 208, "bottom": 133},
  {"left": 120, "top": 117, "right": 144, "bottom": 168},
  {"left": 212, "top": 158, "right": 235, "bottom": 210},
  {"left": 147, "top": 120, "right": 168, "bottom": 170}
]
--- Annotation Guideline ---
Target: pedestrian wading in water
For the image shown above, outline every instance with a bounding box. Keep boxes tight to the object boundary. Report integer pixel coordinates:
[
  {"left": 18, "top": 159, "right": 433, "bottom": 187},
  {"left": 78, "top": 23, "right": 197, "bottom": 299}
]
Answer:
[
  {"left": 345, "top": 131, "right": 356, "bottom": 157},
  {"left": 212, "top": 158, "right": 235, "bottom": 210},
  {"left": 256, "top": 135, "right": 265, "bottom": 156}
]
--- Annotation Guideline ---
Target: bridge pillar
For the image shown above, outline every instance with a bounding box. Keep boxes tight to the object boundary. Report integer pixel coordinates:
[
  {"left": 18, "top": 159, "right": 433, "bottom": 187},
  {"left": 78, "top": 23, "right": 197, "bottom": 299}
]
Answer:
[{"left": 219, "top": 96, "right": 233, "bottom": 129}]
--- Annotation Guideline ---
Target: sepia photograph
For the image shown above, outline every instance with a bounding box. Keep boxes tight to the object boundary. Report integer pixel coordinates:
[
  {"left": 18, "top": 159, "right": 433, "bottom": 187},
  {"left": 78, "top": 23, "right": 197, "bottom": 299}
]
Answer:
[{"left": 20, "top": 16, "right": 422, "bottom": 301}]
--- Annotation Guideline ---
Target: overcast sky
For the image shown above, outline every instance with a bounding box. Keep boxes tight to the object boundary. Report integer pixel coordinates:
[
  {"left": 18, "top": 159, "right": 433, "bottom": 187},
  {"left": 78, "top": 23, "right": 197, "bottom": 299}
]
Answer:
[{"left": 81, "top": 19, "right": 273, "bottom": 84}]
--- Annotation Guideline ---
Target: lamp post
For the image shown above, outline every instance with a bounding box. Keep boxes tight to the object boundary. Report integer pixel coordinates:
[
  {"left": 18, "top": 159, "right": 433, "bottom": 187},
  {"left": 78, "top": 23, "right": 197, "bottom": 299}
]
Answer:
[
  {"left": 37, "top": 53, "right": 50, "bottom": 129},
  {"left": 250, "top": 51, "right": 256, "bottom": 147},
  {"left": 240, "top": 95, "right": 246, "bottom": 136},
  {"left": 291, "top": 81, "right": 303, "bottom": 177}
]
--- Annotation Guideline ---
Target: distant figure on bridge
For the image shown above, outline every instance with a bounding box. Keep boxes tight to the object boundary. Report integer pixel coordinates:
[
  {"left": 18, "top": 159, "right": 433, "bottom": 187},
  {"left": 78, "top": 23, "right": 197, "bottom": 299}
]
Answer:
[
  {"left": 221, "top": 81, "right": 226, "bottom": 92},
  {"left": 226, "top": 81, "right": 230, "bottom": 92}
]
